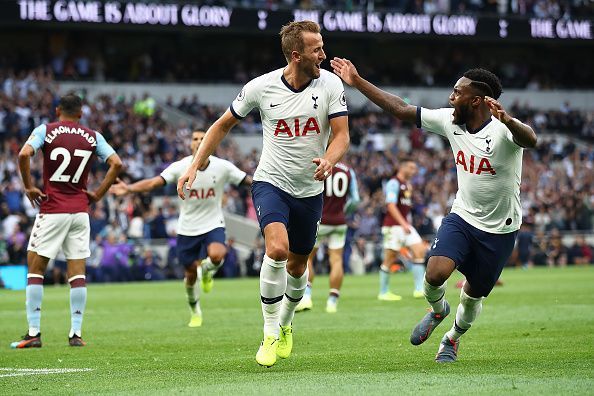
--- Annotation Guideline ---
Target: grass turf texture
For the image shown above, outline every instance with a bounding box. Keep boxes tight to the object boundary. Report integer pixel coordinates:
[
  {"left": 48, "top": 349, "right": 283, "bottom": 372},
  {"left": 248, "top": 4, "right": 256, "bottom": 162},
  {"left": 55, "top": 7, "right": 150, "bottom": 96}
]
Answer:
[{"left": 1, "top": 266, "right": 592, "bottom": 395}]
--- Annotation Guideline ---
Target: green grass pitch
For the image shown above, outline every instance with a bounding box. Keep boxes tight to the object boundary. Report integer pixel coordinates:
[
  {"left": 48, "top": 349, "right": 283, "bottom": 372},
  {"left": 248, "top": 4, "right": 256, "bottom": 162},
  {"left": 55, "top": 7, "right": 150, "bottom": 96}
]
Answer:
[{"left": 1, "top": 266, "right": 593, "bottom": 395}]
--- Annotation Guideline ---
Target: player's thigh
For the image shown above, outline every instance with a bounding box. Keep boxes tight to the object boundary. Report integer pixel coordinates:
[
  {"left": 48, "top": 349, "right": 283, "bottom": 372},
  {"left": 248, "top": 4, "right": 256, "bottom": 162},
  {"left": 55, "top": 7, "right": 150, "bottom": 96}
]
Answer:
[
  {"left": 287, "top": 192, "right": 323, "bottom": 256},
  {"left": 28, "top": 213, "right": 71, "bottom": 260},
  {"left": 327, "top": 224, "right": 347, "bottom": 250},
  {"left": 177, "top": 234, "right": 207, "bottom": 269},
  {"left": 204, "top": 228, "right": 227, "bottom": 262},
  {"left": 382, "top": 226, "right": 405, "bottom": 252},
  {"left": 466, "top": 230, "right": 518, "bottom": 297},
  {"left": 252, "top": 181, "right": 290, "bottom": 234},
  {"left": 427, "top": 214, "right": 473, "bottom": 284},
  {"left": 63, "top": 213, "right": 91, "bottom": 260}
]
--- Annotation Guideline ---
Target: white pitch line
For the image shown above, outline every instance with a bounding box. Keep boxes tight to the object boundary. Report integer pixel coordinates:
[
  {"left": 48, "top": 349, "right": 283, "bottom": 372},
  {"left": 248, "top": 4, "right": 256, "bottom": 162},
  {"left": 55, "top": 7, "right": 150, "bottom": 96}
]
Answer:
[{"left": 0, "top": 368, "right": 93, "bottom": 378}]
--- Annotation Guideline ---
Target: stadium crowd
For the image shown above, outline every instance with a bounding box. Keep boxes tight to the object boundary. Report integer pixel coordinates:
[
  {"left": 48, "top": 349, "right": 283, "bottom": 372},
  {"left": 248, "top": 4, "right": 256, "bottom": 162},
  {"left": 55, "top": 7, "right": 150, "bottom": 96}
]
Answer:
[{"left": 1, "top": 69, "right": 592, "bottom": 283}]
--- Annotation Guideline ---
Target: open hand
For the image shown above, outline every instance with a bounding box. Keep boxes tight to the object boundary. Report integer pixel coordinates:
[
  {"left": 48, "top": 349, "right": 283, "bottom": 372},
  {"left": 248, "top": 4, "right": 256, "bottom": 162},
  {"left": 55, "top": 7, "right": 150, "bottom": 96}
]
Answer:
[
  {"left": 485, "top": 96, "right": 512, "bottom": 124},
  {"left": 109, "top": 178, "right": 129, "bottom": 196},
  {"left": 330, "top": 57, "right": 359, "bottom": 86}
]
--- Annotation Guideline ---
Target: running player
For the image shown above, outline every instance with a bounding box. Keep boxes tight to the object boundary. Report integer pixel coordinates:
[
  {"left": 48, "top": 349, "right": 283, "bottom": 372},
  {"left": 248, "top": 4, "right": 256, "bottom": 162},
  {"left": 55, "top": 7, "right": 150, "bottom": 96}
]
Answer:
[
  {"left": 378, "top": 158, "right": 427, "bottom": 301},
  {"left": 11, "top": 93, "right": 122, "bottom": 348},
  {"left": 331, "top": 59, "right": 536, "bottom": 362},
  {"left": 110, "top": 130, "right": 251, "bottom": 327},
  {"left": 297, "top": 161, "right": 359, "bottom": 313},
  {"left": 177, "top": 21, "right": 349, "bottom": 367}
]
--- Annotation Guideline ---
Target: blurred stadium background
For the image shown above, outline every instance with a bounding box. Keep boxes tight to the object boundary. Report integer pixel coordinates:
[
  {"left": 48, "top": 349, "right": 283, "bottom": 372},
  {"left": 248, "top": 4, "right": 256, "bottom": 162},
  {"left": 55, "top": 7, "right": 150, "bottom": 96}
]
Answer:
[{"left": 0, "top": 0, "right": 593, "bottom": 288}]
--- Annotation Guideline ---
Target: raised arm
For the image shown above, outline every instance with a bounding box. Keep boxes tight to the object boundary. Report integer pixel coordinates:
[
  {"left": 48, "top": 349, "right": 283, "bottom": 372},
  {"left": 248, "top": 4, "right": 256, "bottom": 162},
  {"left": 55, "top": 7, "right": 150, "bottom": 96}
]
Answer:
[
  {"left": 485, "top": 96, "right": 537, "bottom": 148},
  {"left": 177, "top": 110, "right": 240, "bottom": 199},
  {"left": 330, "top": 57, "right": 417, "bottom": 124}
]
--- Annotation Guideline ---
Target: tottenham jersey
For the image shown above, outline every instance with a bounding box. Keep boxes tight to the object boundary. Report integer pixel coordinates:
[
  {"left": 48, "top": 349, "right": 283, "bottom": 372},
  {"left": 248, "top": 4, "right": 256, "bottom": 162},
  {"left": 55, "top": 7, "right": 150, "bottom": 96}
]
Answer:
[
  {"left": 418, "top": 107, "right": 523, "bottom": 234},
  {"left": 230, "top": 68, "right": 348, "bottom": 198},
  {"left": 160, "top": 156, "right": 246, "bottom": 236}
]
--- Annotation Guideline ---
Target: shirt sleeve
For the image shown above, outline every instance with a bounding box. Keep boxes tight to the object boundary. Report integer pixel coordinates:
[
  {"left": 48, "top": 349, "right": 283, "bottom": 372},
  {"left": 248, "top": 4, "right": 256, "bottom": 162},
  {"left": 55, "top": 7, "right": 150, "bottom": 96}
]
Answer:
[
  {"left": 95, "top": 132, "right": 116, "bottom": 162},
  {"left": 345, "top": 169, "right": 361, "bottom": 214},
  {"left": 26, "top": 124, "right": 46, "bottom": 153},
  {"left": 160, "top": 160, "right": 184, "bottom": 184},
  {"left": 327, "top": 74, "right": 348, "bottom": 119},
  {"left": 385, "top": 179, "right": 400, "bottom": 204},
  {"left": 224, "top": 160, "right": 248, "bottom": 186},
  {"left": 230, "top": 77, "right": 261, "bottom": 119},
  {"left": 419, "top": 107, "right": 453, "bottom": 137}
]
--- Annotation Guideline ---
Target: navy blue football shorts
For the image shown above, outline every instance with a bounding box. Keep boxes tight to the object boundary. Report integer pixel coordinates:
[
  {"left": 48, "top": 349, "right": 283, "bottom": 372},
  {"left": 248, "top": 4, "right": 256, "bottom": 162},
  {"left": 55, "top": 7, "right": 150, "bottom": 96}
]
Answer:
[
  {"left": 177, "top": 228, "right": 226, "bottom": 268},
  {"left": 251, "top": 181, "right": 323, "bottom": 256},
  {"left": 428, "top": 213, "right": 518, "bottom": 297}
]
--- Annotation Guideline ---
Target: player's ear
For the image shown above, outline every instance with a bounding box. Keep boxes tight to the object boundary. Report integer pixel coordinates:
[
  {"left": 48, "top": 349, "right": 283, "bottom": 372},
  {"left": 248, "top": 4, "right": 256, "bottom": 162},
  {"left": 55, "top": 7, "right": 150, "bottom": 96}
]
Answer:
[
  {"left": 55, "top": 107, "right": 61, "bottom": 117},
  {"left": 291, "top": 50, "right": 301, "bottom": 63},
  {"left": 472, "top": 96, "right": 483, "bottom": 107}
]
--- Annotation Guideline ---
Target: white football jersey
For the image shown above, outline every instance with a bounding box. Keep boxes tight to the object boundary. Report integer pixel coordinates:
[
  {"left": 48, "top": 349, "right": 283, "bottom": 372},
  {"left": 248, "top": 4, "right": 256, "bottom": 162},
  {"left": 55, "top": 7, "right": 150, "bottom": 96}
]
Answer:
[
  {"left": 230, "top": 68, "right": 348, "bottom": 198},
  {"left": 160, "top": 156, "right": 246, "bottom": 236},
  {"left": 419, "top": 107, "right": 523, "bottom": 234}
]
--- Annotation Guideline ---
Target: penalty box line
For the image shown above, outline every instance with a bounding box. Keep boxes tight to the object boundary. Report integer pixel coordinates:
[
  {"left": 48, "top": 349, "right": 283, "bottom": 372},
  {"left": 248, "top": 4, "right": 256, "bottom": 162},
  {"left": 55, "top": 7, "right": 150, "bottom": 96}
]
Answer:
[{"left": 0, "top": 368, "right": 93, "bottom": 378}]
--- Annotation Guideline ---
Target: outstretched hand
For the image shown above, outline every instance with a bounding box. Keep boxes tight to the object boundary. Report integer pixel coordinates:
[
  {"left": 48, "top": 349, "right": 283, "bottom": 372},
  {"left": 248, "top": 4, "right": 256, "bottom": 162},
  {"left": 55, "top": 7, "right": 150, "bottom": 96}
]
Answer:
[
  {"left": 330, "top": 57, "right": 359, "bottom": 86},
  {"left": 109, "top": 178, "right": 129, "bottom": 196},
  {"left": 485, "top": 96, "right": 512, "bottom": 124}
]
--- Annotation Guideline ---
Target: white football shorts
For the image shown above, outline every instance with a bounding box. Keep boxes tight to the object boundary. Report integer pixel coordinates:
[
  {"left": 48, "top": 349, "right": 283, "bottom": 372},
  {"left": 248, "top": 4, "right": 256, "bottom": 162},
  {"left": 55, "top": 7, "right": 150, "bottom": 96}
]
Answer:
[
  {"left": 27, "top": 213, "right": 91, "bottom": 260},
  {"left": 315, "top": 224, "right": 348, "bottom": 250},
  {"left": 381, "top": 225, "right": 422, "bottom": 251}
]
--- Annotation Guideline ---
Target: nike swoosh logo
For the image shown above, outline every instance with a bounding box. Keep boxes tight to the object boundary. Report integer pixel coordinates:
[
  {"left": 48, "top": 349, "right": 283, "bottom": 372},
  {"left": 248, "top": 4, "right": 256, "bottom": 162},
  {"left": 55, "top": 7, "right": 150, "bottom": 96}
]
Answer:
[
  {"left": 453, "top": 132, "right": 464, "bottom": 135},
  {"left": 270, "top": 103, "right": 281, "bottom": 108}
]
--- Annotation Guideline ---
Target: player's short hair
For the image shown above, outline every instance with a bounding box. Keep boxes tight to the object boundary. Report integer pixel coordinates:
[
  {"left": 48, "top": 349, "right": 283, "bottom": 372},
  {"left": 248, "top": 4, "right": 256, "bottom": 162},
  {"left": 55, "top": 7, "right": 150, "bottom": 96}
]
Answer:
[
  {"left": 58, "top": 93, "right": 83, "bottom": 116},
  {"left": 463, "top": 68, "right": 503, "bottom": 100},
  {"left": 400, "top": 157, "right": 416, "bottom": 165},
  {"left": 279, "top": 20, "right": 321, "bottom": 62}
]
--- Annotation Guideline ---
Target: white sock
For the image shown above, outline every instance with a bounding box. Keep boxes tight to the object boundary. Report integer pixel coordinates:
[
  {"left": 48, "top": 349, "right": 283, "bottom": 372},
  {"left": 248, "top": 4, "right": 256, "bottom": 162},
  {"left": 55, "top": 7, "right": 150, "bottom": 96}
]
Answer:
[
  {"left": 69, "top": 275, "right": 87, "bottom": 338},
  {"left": 304, "top": 282, "right": 312, "bottom": 298},
  {"left": 424, "top": 277, "right": 447, "bottom": 314},
  {"left": 328, "top": 288, "right": 340, "bottom": 305},
  {"left": 260, "top": 255, "right": 287, "bottom": 338},
  {"left": 446, "top": 289, "right": 483, "bottom": 341},
  {"left": 379, "top": 265, "right": 390, "bottom": 294},
  {"left": 185, "top": 280, "right": 201, "bottom": 315},
  {"left": 203, "top": 257, "right": 224, "bottom": 274},
  {"left": 411, "top": 260, "right": 425, "bottom": 292},
  {"left": 26, "top": 274, "right": 44, "bottom": 336},
  {"left": 279, "top": 269, "right": 308, "bottom": 327}
]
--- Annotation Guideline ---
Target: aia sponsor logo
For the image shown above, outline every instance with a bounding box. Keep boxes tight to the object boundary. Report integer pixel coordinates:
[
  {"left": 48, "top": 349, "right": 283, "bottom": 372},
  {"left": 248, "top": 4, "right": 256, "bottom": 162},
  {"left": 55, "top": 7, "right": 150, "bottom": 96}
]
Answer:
[
  {"left": 188, "top": 188, "right": 216, "bottom": 199},
  {"left": 274, "top": 117, "right": 320, "bottom": 137},
  {"left": 455, "top": 150, "right": 496, "bottom": 175}
]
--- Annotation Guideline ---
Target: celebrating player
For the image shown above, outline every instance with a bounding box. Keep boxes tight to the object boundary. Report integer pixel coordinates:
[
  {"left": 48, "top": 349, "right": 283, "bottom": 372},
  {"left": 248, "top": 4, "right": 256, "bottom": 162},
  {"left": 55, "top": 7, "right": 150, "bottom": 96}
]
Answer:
[
  {"left": 331, "top": 58, "right": 536, "bottom": 362},
  {"left": 177, "top": 21, "right": 349, "bottom": 367},
  {"left": 11, "top": 93, "right": 122, "bottom": 348},
  {"left": 110, "top": 130, "right": 251, "bottom": 327},
  {"left": 297, "top": 161, "right": 359, "bottom": 313},
  {"left": 379, "top": 158, "right": 427, "bottom": 301}
]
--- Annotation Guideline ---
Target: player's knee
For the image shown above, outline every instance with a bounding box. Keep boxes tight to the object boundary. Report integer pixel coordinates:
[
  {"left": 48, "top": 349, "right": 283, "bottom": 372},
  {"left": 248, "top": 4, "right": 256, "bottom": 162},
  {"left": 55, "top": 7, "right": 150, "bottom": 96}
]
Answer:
[
  {"left": 266, "top": 241, "right": 289, "bottom": 261},
  {"left": 209, "top": 248, "right": 227, "bottom": 264}
]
